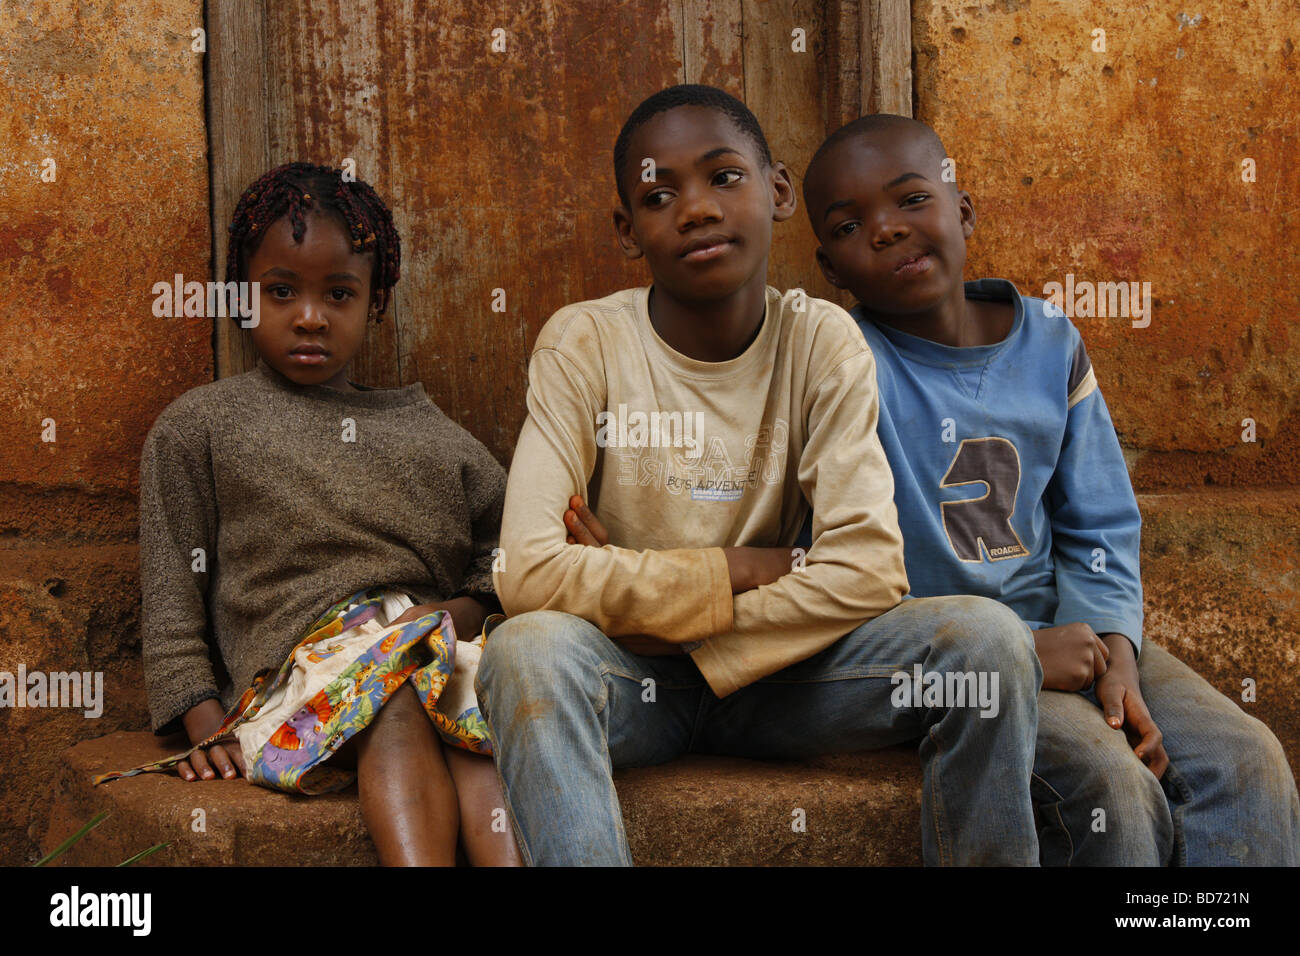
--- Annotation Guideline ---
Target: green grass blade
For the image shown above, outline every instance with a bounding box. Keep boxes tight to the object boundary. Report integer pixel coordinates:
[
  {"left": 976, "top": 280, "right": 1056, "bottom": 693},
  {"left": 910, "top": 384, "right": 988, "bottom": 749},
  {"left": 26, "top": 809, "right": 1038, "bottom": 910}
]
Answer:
[
  {"left": 116, "top": 843, "right": 170, "bottom": 867},
  {"left": 34, "top": 810, "right": 109, "bottom": 867}
]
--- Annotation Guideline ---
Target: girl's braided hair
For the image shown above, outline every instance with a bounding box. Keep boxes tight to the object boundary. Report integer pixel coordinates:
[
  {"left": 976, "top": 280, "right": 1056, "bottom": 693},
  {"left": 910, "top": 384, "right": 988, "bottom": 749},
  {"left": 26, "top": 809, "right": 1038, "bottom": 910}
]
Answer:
[{"left": 225, "top": 162, "right": 401, "bottom": 319}]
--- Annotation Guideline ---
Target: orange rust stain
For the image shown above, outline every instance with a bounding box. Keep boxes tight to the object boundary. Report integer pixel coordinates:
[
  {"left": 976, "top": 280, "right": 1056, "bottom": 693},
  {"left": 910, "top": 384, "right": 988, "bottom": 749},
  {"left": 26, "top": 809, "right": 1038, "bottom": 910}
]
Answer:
[
  {"left": 914, "top": 1, "right": 1299, "bottom": 484},
  {"left": 2, "top": 1, "right": 211, "bottom": 494}
]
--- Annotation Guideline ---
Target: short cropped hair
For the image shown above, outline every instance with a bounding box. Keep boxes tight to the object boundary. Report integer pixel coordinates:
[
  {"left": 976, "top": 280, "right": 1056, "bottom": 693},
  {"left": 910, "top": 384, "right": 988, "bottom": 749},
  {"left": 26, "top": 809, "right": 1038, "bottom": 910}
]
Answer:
[
  {"left": 803, "top": 114, "right": 952, "bottom": 233},
  {"left": 613, "top": 84, "right": 773, "bottom": 207}
]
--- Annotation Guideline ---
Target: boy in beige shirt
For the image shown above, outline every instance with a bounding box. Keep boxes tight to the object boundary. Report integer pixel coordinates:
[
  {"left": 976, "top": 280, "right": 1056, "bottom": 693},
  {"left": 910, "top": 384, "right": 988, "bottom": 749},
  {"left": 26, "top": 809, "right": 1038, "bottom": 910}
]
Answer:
[{"left": 477, "top": 85, "right": 1045, "bottom": 865}]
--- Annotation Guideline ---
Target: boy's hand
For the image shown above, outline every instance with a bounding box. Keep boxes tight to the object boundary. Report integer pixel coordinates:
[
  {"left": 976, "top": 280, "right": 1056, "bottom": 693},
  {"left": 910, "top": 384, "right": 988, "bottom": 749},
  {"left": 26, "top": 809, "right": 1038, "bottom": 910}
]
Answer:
[
  {"left": 615, "top": 634, "right": 693, "bottom": 656},
  {"left": 562, "top": 496, "right": 689, "bottom": 654},
  {"left": 562, "top": 495, "right": 795, "bottom": 594},
  {"left": 389, "top": 596, "right": 488, "bottom": 645},
  {"left": 723, "top": 546, "right": 800, "bottom": 593},
  {"left": 564, "top": 495, "right": 609, "bottom": 546},
  {"left": 1095, "top": 633, "right": 1168, "bottom": 780},
  {"left": 1032, "top": 622, "right": 1110, "bottom": 691},
  {"left": 179, "top": 698, "right": 245, "bottom": 782}
]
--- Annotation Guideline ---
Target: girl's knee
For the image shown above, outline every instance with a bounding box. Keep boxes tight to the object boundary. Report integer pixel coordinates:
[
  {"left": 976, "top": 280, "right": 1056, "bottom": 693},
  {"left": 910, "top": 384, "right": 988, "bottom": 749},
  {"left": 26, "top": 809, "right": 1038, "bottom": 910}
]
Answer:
[{"left": 366, "top": 683, "right": 434, "bottom": 745}]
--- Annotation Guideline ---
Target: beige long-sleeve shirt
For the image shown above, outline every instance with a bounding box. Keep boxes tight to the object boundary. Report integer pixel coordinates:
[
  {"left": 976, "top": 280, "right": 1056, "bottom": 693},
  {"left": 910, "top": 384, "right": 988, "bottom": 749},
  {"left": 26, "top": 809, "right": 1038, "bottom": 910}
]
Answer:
[{"left": 495, "top": 285, "right": 908, "bottom": 697}]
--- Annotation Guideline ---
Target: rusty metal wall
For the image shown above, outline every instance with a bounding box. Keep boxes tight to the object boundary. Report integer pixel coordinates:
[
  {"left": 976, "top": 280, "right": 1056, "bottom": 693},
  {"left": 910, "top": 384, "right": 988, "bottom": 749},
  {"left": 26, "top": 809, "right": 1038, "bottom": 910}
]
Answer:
[
  {"left": 913, "top": 0, "right": 1300, "bottom": 490},
  {"left": 0, "top": 0, "right": 210, "bottom": 864}
]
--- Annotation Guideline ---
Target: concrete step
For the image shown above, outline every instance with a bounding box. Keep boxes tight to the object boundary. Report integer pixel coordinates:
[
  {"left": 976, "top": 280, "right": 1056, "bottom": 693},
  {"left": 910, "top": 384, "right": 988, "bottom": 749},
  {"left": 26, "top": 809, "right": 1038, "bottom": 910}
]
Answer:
[
  {"left": 33, "top": 488, "right": 1300, "bottom": 866},
  {"left": 1136, "top": 488, "right": 1300, "bottom": 759},
  {"left": 45, "top": 731, "right": 923, "bottom": 866}
]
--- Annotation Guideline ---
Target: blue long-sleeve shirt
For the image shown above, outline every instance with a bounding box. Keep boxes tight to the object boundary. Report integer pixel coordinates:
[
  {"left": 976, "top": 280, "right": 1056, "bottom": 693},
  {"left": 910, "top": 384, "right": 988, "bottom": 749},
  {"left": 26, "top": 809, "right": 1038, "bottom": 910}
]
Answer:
[{"left": 845, "top": 278, "right": 1144, "bottom": 652}]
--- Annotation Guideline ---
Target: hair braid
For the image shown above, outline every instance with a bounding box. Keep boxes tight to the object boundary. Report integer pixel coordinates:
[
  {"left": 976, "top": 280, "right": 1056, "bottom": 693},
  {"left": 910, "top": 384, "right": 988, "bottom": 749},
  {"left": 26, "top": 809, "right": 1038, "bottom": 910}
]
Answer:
[{"left": 225, "top": 162, "right": 401, "bottom": 320}]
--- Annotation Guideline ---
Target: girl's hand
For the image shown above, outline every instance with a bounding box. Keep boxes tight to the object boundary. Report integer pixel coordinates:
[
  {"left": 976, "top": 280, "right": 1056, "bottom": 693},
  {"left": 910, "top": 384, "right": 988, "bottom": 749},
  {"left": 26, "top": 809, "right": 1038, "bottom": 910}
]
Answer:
[
  {"left": 178, "top": 739, "right": 246, "bottom": 782},
  {"left": 179, "top": 698, "right": 246, "bottom": 781},
  {"left": 389, "top": 596, "right": 487, "bottom": 645}
]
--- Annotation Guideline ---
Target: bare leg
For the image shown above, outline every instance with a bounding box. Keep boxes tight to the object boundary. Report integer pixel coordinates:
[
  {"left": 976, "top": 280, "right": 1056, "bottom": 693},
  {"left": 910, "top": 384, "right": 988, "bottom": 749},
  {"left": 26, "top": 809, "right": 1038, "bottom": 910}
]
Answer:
[
  {"left": 444, "top": 744, "right": 523, "bottom": 867},
  {"left": 352, "top": 683, "right": 459, "bottom": 866}
]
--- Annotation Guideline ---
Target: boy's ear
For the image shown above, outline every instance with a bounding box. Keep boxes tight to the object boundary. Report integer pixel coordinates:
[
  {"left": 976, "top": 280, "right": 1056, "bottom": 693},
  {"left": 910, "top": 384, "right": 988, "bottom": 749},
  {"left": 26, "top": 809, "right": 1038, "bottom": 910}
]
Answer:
[
  {"left": 770, "top": 161, "right": 796, "bottom": 223},
  {"left": 958, "top": 189, "right": 977, "bottom": 239},
  {"left": 612, "top": 205, "right": 644, "bottom": 260},
  {"left": 814, "top": 246, "right": 847, "bottom": 290}
]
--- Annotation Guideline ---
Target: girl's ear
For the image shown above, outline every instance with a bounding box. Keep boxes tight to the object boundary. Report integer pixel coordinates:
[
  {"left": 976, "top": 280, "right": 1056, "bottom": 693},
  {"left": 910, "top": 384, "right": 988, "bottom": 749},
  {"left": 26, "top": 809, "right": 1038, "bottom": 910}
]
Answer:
[{"left": 370, "top": 289, "right": 387, "bottom": 320}]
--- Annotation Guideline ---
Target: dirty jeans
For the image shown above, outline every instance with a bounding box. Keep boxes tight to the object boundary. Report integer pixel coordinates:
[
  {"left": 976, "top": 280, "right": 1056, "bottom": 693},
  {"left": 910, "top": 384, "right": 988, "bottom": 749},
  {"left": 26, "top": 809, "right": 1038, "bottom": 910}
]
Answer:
[
  {"left": 1033, "top": 641, "right": 1300, "bottom": 866},
  {"left": 476, "top": 595, "right": 1043, "bottom": 865}
]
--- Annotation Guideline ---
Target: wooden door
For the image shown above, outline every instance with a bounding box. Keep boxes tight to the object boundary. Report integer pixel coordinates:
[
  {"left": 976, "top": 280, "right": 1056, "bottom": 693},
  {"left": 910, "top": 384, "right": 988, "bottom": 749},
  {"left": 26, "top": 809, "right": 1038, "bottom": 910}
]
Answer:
[{"left": 207, "top": 0, "right": 910, "bottom": 462}]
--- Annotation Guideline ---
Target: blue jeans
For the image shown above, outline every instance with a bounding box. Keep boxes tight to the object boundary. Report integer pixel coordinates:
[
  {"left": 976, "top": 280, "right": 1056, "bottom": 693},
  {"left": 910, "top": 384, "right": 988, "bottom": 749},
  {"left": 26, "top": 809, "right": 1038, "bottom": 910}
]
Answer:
[
  {"left": 476, "top": 595, "right": 1044, "bottom": 865},
  {"left": 1033, "top": 641, "right": 1300, "bottom": 866}
]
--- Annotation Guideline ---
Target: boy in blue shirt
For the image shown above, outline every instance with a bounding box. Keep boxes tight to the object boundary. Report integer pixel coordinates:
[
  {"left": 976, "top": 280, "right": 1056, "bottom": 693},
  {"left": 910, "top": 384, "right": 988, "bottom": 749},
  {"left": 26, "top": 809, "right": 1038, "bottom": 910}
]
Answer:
[{"left": 802, "top": 113, "right": 1299, "bottom": 864}]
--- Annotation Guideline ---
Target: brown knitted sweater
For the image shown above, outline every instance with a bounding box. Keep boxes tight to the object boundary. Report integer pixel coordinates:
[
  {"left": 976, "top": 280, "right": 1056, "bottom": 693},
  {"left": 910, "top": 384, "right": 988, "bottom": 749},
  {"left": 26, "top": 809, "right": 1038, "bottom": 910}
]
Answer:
[{"left": 139, "top": 362, "right": 505, "bottom": 734}]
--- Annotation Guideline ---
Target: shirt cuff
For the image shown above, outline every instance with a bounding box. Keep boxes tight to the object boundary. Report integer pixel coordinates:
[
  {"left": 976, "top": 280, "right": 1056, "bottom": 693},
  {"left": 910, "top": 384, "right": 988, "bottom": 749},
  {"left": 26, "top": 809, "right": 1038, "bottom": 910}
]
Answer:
[{"left": 1088, "top": 619, "right": 1142, "bottom": 656}]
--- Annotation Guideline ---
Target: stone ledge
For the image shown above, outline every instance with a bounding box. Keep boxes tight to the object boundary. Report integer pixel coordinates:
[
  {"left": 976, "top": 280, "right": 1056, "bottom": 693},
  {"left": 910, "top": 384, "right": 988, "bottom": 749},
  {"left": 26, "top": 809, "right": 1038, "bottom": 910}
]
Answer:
[
  {"left": 1137, "top": 487, "right": 1300, "bottom": 768},
  {"left": 37, "top": 488, "right": 1300, "bottom": 865},
  {"left": 45, "top": 731, "right": 923, "bottom": 866}
]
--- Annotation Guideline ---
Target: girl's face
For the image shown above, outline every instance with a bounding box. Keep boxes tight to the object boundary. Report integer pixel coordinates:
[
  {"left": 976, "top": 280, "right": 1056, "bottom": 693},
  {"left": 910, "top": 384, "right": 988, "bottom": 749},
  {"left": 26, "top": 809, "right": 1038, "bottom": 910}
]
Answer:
[{"left": 245, "top": 211, "right": 375, "bottom": 390}]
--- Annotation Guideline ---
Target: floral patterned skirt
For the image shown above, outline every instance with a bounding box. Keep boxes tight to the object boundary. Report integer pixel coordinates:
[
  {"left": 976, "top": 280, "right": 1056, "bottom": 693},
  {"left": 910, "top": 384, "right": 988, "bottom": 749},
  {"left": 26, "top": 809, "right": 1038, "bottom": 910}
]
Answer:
[{"left": 95, "top": 589, "right": 499, "bottom": 795}]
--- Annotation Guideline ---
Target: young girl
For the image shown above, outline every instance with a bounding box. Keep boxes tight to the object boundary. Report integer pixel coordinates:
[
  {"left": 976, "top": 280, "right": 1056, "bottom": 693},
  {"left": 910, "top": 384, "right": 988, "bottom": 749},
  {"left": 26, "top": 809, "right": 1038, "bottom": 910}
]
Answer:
[{"left": 101, "top": 162, "right": 520, "bottom": 867}]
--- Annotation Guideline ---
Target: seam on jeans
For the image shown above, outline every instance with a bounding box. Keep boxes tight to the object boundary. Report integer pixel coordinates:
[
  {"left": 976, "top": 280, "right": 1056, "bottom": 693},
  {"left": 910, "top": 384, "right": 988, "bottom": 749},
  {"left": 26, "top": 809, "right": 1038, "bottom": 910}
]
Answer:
[
  {"left": 1161, "top": 761, "right": 1193, "bottom": 867},
  {"left": 686, "top": 683, "right": 712, "bottom": 753},
  {"left": 596, "top": 668, "right": 635, "bottom": 865},
  {"left": 599, "top": 662, "right": 704, "bottom": 690},
  {"left": 1030, "top": 771, "right": 1075, "bottom": 866},
  {"left": 594, "top": 665, "right": 611, "bottom": 717},
  {"left": 926, "top": 722, "right": 949, "bottom": 865}
]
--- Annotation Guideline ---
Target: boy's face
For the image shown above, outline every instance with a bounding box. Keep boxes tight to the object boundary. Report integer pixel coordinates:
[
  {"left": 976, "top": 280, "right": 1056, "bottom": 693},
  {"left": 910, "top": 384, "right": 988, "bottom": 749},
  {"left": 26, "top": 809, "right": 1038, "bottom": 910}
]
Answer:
[
  {"left": 808, "top": 133, "right": 975, "bottom": 315},
  {"left": 246, "top": 211, "right": 375, "bottom": 390},
  {"left": 613, "top": 106, "right": 794, "bottom": 302}
]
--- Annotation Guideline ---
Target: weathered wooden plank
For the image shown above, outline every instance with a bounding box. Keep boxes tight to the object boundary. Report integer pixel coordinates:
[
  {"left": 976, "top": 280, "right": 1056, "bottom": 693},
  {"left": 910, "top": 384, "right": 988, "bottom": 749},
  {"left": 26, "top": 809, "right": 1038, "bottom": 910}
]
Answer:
[
  {"left": 864, "top": 0, "right": 912, "bottom": 116},
  {"left": 680, "top": 0, "right": 744, "bottom": 90},
  {"left": 738, "top": 0, "right": 841, "bottom": 303},
  {"left": 824, "top": 0, "right": 862, "bottom": 128},
  {"left": 208, "top": 0, "right": 270, "bottom": 379},
  {"left": 825, "top": 0, "right": 912, "bottom": 124}
]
